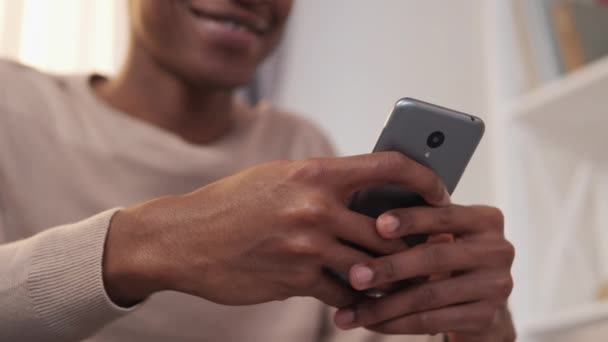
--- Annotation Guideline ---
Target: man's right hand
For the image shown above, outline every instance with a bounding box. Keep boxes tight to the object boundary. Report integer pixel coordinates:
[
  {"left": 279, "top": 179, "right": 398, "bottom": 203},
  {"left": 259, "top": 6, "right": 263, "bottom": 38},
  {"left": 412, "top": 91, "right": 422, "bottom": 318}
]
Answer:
[{"left": 102, "top": 152, "right": 450, "bottom": 308}]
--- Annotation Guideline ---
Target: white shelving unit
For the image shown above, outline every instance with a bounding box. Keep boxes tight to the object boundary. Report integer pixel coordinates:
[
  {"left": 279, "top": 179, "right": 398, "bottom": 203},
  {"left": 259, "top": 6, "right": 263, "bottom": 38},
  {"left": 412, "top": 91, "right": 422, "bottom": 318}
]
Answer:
[
  {"left": 484, "top": 1, "right": 608, "bottom": 341},
  {"left": 511, "top": 59, "right": 608, "bottom": 340},
  {"left": 509, "top": 56, "right": 608, "bottom": 159},
  {"left": 522, "top": 302, "right": 608, "bottom": 341}
]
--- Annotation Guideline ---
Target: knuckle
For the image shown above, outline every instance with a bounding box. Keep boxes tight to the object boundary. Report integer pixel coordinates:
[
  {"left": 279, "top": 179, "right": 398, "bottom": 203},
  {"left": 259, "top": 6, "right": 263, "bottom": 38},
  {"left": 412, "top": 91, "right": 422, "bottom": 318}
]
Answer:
[
  {"left": 288, "top": 158, "right": 327, "bottom": 182},
  {"left": 479, "top": 206, "right": 505, "bottom": 230},
  {"left": 397, "top": 210, "right": 415, "bottom": 233},
  {"left": 418, "top": 169, "right": 445, "bottom": 203},
  {"left": 430, "top": 174, "right": 446, "bottom": 202},
  {"left": 437, "top": 206, "right": 456, "bottom": 225},
  {"left": 382, "top": 153, "right": 416, "bottom": 180},
  {"left": 413, "top": 285, "right": 438, "bottom": 310},
  {"left": 425, "top": 245, "right": 447, "bottom": 271},
  {"left": 385, "top": 151, "right": 410, "bottom": 170},
  {"left": 504, "top": 241, "right": 516, "bottom": 265},
  {"left": 483, "top": 241, "right": 516, "bottom": 267},
  {"left": 285, "top": 193, "right": 333, "bottom": 226},
  {"left": 490, "top": 241, "right": 516, "bottom": 266},
  {"left": 494, "top": 276, "right": 514, "bottom": 299},
  {"left": 281, "top": 233, "right": 322, "bottom": 257},
  {"left": 375, "top": 258, "right": 397, "bottom": 282}
]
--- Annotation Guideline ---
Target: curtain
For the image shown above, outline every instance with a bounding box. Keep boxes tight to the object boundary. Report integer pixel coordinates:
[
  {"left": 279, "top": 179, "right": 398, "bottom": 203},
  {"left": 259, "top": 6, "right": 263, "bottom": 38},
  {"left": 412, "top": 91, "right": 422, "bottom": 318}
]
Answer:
[{"left": 0, "top": 0, "right": 128, "bottom": 74}]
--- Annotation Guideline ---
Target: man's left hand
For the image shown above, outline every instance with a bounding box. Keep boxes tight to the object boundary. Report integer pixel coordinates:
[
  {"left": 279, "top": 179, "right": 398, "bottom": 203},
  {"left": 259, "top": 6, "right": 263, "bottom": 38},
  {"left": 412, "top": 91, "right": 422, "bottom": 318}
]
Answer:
[{"left": 332, "top": 205, "right": 515, "bottom": 339}]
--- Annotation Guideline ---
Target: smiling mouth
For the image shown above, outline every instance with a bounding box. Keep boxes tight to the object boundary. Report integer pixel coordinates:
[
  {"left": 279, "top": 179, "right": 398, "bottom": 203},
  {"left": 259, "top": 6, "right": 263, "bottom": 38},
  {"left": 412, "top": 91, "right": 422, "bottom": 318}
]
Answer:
[{"left": 185, "top": 3, "right": 269, "bottom": 36}]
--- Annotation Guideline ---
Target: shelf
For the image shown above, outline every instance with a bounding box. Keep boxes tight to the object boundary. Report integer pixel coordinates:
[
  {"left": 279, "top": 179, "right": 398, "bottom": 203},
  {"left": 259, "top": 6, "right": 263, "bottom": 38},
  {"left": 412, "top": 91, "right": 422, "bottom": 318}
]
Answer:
[
  {"left": 507, "top": 56, "right": 608, "bottom": 159},
  {"left": 510, "top": 55, "right": 608, "bottom": 122},
  {"left": 520, "top": 302, "right": 608, "bottom": 338}
]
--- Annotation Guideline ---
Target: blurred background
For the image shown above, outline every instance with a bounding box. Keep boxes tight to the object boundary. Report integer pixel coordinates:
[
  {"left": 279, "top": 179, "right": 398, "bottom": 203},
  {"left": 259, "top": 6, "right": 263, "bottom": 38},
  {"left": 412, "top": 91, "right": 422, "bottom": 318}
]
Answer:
[{"left": 1, "top": 0, "right": 607, "bottom": 341}]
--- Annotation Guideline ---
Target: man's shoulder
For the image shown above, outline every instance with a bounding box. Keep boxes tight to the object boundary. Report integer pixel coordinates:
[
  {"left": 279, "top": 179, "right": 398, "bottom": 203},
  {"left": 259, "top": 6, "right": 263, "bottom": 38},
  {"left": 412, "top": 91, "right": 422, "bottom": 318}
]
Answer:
[
  {"left": 0, "top": 59, "right": 73, "bottom": 116},
  {"left": 250, "top": 100, "right": 337, "bottom": 158},
  {"left": 258, "top": 101, "right": 325, "bottom": 138},
  {"left": 0, "top": 58, "right": 36, "bottom": 76},
  {"left": 0, "top": 59, "right": 93, "bottom": 157},
  {"left": 0, "top": 58, "right": 58, "bottom": 92}
]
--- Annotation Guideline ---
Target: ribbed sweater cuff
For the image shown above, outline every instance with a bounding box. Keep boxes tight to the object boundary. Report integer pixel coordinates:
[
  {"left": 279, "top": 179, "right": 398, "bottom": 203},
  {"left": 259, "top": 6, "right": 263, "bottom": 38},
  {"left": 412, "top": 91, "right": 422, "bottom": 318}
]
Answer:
[{"left": 27, "top": 209, "right": 135, "bottom": 339}]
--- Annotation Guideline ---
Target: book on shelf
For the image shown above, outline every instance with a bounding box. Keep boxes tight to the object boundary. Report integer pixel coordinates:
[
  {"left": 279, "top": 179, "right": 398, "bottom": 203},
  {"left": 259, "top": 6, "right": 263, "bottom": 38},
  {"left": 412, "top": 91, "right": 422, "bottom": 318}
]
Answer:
[
  {"left": 567, "top": 1, "right": 608, "bottom": 65},
  {"left": 551, "top": 2, "right": 586, "bottom": 72},
  {"left": 513, "top": 0, "right": 563, "bottom": 88},
  {"left": 514, "top": 0, "right": 608, "bottom": 87}
]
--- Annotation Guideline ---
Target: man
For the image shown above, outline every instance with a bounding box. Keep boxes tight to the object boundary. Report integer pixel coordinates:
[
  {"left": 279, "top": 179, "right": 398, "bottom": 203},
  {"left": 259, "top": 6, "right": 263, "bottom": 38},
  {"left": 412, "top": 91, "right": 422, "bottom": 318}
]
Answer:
[{"left": 0, "top": 0, "right": 516, "bottom": 341}]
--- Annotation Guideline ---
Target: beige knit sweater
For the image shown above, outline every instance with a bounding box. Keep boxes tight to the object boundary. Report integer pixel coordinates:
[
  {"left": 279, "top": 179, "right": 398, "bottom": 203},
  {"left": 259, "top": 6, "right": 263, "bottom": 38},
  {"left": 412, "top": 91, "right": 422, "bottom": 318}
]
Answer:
[{"left": 0, "top": 60, "right": 440, "bottom": 342}]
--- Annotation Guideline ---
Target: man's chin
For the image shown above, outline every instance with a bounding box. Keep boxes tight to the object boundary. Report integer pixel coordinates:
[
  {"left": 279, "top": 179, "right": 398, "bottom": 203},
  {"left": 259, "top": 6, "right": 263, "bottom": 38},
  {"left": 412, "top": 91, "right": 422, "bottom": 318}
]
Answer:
[{"left": 182, "top": 69, "right": 255, "bottom": 92}]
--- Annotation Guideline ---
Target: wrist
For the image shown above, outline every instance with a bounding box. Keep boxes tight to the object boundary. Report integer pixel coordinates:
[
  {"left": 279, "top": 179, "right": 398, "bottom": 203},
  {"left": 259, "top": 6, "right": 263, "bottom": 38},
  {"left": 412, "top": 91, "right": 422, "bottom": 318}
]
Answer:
[{"left": 102, "top": 199, "right": 174, "bottom": 306}]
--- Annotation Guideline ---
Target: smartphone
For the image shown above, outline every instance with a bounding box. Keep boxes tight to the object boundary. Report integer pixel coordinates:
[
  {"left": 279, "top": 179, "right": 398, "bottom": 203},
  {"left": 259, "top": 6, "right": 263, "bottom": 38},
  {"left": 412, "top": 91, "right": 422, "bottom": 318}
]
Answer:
[{"left": 347, "top": 98, "right": 484, "bottom": 295}]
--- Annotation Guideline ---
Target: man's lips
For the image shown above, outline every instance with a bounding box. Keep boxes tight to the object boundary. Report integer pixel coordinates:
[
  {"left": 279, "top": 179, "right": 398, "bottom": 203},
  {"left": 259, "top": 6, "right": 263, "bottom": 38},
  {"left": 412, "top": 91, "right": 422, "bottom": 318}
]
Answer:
[{"left": 185, "top": 1, "right": 270, "bottom": 36}]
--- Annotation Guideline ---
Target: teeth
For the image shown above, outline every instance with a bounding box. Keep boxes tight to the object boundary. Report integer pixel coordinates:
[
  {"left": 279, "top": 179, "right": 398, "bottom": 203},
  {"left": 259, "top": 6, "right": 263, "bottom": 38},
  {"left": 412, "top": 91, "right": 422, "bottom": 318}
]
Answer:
[
  {"left": 221, "top": 19, "right": 247, "bottom": 32},
  {"left": 189, "top": 7, "right": 259, "bottom": 34}
]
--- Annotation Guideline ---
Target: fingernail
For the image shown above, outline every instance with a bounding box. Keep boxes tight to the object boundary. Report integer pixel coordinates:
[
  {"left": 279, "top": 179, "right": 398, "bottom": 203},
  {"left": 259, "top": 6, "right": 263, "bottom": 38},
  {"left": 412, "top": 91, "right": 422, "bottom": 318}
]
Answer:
[
  {"left": 352, "top": 264, "right": 374, "bottom": 286},
  {"left": 440, "top": 188, "right": 451, "bottom": 206},
  {"left": 378, "top": 214, "right": 400, "bottom": 235},
  {"left": 335, "top": 309, "right": 355, "bottom": 328}
]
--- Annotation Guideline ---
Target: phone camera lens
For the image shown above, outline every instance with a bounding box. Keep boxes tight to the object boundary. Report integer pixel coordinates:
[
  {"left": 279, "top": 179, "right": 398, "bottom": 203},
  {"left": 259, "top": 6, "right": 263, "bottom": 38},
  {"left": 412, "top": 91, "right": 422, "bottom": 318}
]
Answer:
[{"left": 427, "top": 131, "right": 445, "bottom": 149}]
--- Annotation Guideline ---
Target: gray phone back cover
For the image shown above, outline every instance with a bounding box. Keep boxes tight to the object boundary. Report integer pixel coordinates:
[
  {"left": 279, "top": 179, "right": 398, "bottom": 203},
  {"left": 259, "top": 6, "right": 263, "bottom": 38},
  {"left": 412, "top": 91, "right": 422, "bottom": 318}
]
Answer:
[
  {"left": 377, "top": 98, "right": 485, "bottom": 194},
  {"left": 336, "top": 98, "right": 485, "bottom": 293},
  {"left": 348, "top": 98, "right": 484, "bottom": 247}
]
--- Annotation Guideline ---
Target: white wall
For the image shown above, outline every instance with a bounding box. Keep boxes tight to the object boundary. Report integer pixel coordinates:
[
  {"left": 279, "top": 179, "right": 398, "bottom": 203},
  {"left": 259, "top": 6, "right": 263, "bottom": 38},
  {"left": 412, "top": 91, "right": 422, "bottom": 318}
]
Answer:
[{"left": 275, "top": 0, "right": 493, "bottom": 205}]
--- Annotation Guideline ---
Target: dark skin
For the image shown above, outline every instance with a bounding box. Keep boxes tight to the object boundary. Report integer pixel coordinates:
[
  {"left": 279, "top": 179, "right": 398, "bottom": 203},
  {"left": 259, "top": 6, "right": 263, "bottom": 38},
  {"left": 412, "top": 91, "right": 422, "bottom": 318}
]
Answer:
[
  {"left": 338, "top": 207, "right": 517, "bottom": 341},
  {"left": 96, "top": 0, "right": 291, "bottom": 144},
  {"left": 98, "top": 1, "right": 515, "bottom": 341}
]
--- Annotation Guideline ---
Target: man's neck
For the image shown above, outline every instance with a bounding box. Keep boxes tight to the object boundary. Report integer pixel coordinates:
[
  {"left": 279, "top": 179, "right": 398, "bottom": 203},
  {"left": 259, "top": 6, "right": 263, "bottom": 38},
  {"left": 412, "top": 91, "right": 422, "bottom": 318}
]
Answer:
[{"left": 94, "top": 46, "right": 235, "bottom": 145}]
